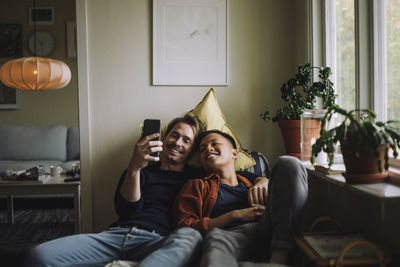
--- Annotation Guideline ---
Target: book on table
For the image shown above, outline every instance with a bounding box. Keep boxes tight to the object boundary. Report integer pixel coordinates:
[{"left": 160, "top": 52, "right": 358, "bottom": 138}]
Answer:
[{"left": 295, "top": 232, "right": 393, "bottom": 266}]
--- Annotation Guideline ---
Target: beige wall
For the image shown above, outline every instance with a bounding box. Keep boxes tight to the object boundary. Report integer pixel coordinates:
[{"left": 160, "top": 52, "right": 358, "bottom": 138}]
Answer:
[
  {"left": 83, "top": 0, "right": 307, "bottom": 231},
  {"left": 0, "top": 0, "right": 78, "bottom": 127}
]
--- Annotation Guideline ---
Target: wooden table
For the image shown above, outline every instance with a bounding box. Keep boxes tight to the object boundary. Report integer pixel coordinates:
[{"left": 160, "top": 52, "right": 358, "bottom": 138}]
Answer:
[{"left": 0, "top": 176, "right": 81, "bottom": 233}]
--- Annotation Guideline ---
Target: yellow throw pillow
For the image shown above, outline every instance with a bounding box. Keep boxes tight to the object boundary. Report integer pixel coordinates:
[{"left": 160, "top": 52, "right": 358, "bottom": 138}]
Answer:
[{"left": 184, "top": 88, "right": 255, "bottom": 170}]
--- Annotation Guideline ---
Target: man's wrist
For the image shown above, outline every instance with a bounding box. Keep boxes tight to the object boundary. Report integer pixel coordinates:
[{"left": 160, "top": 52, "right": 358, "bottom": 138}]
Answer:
[
  {"left": 254, "top": 177, "right": 268, "bottom": 185},
  {"left": 126, "top": 167, "right": 141, "bottom": 179},
  {"left": 229, "top": 210, "right": 238, "bottom": 221}
]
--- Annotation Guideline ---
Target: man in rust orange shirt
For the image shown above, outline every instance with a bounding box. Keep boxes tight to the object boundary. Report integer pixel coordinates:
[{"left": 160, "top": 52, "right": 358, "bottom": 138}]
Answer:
[{"left": 174, "top": 130, "right": 308, "bottom": 266}]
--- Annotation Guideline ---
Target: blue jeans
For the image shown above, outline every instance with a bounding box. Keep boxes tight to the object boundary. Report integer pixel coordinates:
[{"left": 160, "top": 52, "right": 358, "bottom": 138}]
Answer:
[
  {"left": 200, "top": 156, "right": 308, "bottom": 266},
  {"left": 26, "top": 226, "right": 202, "bottom": 267}
]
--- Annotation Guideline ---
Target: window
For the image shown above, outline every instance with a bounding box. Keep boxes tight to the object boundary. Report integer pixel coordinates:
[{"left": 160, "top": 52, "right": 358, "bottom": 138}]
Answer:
[
  {"left": 313, "top": 0, "right": 400, "bottom": 167},
  {"left": 387, "top": 0, "right": 400, "bottom": 170},
  {"left": 386, "top": 0, "right": 400, "bottom": 121},
  {"left": 318, "top": 0, "right": 400, "bottom": 121},
  {"left": 335, "top": 0, "right": 356, "bottom": 111}
]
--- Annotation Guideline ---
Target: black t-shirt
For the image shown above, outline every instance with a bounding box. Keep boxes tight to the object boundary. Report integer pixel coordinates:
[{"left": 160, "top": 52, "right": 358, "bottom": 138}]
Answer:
[
  {"left": 111, "top": 163, "right": 202, "bottom": 236},
  {"left": 210, "top": 180, "right": 251, "bottom": 229},
  {"left": 111, "top": 163, "right": 259, "bottom": 236},
  {"left": 210, "top": 181, "right": 249, "bottom": 218}
]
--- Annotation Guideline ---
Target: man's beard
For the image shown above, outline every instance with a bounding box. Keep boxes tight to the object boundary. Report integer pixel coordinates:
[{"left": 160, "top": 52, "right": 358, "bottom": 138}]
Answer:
[
  {"left": 167, "top": 156, "right": 181, "bottom": 165},
  {"left": 165, "top": 154, "right": 185, "bottom": 165},
  {"left": 163, "top": 143, "right": 187, "bottom": 165}
]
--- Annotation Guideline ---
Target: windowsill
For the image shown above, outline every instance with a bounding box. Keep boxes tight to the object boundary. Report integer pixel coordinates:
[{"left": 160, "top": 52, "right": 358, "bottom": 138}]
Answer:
[
  {"left": 303, "top": 163, "right": 400, "bottom": 199},
  {"left": 388, "top": 167, "right": 400, "bottom": 186}
]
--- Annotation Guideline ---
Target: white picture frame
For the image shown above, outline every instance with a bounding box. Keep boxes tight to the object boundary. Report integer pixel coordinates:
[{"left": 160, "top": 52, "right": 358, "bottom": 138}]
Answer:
[
  {"left": 29, "top": 7, "right": 54, "bottom": 25},
  {"left": 152, "top": 0, "right": 228, "bottom": 85}
]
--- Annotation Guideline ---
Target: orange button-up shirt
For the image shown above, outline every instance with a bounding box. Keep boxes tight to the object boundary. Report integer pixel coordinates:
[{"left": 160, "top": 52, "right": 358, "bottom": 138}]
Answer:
[{"left": 173, "top": 173, "right": 253, "bottom": 236}]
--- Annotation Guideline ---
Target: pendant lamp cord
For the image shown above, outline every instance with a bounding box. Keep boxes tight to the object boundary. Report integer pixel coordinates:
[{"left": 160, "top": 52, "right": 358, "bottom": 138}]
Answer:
[{"left": 33, "top": 0, "right": 37, "bottom": 57}]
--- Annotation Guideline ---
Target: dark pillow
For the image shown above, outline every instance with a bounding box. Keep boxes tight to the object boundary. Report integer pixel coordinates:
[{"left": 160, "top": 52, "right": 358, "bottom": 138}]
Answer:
[{"left": 244, "top": 150, "right": 271, "bottom": 178}]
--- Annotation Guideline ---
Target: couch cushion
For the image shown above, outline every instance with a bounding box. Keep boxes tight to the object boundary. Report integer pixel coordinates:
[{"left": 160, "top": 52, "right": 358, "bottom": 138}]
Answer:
[
  {"left": 0, "top": 123, "right": 67, "bottom": 161},
  {"left": 67, "top": 127, "right": 80, "bottom": 161}
]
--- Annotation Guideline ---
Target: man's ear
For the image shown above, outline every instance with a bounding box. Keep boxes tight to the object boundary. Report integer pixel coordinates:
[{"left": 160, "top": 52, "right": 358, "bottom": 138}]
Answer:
[{"left": 232, "top": 149, "right": 238, "bottom": 159}]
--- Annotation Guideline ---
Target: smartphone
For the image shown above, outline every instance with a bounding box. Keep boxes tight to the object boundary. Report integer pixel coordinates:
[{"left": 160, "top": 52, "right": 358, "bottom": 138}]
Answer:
[{"left": 142, "top": 119, "right": 161, "bottom": 157}]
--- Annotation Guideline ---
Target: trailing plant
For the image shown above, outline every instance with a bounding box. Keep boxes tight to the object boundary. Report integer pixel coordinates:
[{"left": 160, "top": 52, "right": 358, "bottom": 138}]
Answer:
[
  {"left": 311, "top": 106, "right": 400, "bottom": 172},
  {"left": 260, "top": 63, "right": 337, "bottom": 122}
]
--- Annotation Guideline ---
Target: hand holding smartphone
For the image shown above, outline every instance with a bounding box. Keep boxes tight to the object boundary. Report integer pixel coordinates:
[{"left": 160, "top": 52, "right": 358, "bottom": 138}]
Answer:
[{"left": 142, "top": 119, "right": 161, "bottom": 157}]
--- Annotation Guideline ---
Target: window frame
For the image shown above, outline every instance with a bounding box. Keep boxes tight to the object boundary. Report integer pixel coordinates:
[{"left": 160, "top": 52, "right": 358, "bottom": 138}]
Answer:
[
  {"left": 372, "top": 0, "right": 387, "bottom": 122},
  {"left": 310, "top": 0, "right": 400, "bottom": 167}
]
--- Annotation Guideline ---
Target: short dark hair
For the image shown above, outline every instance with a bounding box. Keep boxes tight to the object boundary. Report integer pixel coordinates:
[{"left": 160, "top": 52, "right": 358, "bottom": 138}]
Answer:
[
  {"left": 197, "top": 130, "right": 237, "bottom": 149},
  {"left": 165, "top": 113, "right": 205, "bottom": 141}
]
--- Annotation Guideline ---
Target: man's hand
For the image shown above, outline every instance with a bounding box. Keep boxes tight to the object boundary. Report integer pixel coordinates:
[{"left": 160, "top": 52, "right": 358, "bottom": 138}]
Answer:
[
  {"left": 248, "top": 177, "right": 269, "bottom": 207},
  {"left": 231, "top": 205, "right": 266, "bottom": 222},
  {"left": 127, "top": 133, "right": 163, "bottom": 172}
]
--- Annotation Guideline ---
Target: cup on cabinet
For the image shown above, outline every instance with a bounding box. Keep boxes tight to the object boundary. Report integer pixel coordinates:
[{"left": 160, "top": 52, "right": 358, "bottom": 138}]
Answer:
[{"left": 50, "top": 166, "right": 62, "bottom": 177}]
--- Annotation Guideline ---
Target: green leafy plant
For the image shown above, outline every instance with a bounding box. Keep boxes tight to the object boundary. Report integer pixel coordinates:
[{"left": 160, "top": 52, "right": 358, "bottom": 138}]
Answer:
[
  {"left": 260, "top": 63, "right": 336, "bottom": 122},
  {"left": 311, "top": 106, "right": 400, "bottom": 172}
]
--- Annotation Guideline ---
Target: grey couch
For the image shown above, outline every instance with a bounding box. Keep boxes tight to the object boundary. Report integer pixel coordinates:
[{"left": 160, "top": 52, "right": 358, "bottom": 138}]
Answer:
[{"left": 0, "top": 123, "right": 80, "bottom": 175}]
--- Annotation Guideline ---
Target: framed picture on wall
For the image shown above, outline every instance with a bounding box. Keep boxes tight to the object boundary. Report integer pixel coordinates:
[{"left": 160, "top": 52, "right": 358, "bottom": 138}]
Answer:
[
  {"left": 29, "top": 7, "right": 54, "bottom": 25},
  {"left": 0, "top": 24, "right": 21, "bottom": 109},
  {"left": 0, "top": 24, "right": 22, "bottom": 57},
  {"left": 152, "top": 0, "right": 228, "bottom": 85},
  {"left": 0, "top": 80, "right": 19, "bottom": 110}
]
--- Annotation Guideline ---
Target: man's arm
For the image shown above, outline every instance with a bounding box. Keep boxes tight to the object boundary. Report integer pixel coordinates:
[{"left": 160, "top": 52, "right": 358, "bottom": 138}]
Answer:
[
  {"left": 173, "top": 179, "right": 210, "bottom": 235},
  {"left": 120, "top": 133, "right": 162, "bottom": 202},
  {"left": 114, "top": 169, "right": 143, "bottom": 217},
  {"left": 207, "top": 205, "right": 266, "bottom": 230}
]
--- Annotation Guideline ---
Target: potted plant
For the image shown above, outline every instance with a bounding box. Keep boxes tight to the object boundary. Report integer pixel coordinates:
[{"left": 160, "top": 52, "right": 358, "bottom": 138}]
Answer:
[
  {"left": 260, "top": 63, "right": 336, "bottom": 159},
  {"left": 311, "top": 106, "right": 400, "bottom": 184}
]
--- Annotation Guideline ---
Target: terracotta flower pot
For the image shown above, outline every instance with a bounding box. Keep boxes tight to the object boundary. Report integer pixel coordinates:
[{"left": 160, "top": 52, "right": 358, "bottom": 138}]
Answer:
[
  {"left": 278, "top": 120, "right": 301, "bottom": 159},
  {"left": 341, "top": 144, "right": 388, "bottom": 184}
]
